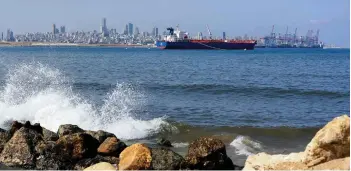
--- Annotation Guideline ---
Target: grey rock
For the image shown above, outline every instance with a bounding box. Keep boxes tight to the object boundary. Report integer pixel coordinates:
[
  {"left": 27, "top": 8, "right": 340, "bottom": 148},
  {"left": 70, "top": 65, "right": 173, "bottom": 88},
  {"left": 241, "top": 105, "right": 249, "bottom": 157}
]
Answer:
[
  {"left": 157, "top": 137, "right": 173, "bottom": 147},
  {"left": 57, "top": 124, "right": 84, "bottom": 137},
  {"left": 151, "top": 148, "right": 187, "bottom": 170},
  {"left": 0, "top": 127, "right": 43, "bottom": 169},
  {"left": 42, "top": 127, "right": 59, "bottom": 141}
]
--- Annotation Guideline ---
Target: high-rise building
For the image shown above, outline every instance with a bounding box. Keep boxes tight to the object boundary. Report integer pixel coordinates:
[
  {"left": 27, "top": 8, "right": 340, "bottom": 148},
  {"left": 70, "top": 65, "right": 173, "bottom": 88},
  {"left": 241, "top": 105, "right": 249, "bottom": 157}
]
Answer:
[
  {"left": 60, "top": 26, "right": 66, "bottom": 33},
  {"left": 1, "top": 32, "right": 3, "bottom": 41},
  {"left": 128, "top": 23, "right": 133, "bottom": 36},
  {"left": 6, "top": 29, "right": 14, "bottom": 41},
  {"left": 101, "top": 18, "right": 107, "bottom": 33},
  {"left": 222, "top": 32, "right": 226, "bottom": 40},
  {"left": 134, "top": 27, "right": 140, "bottom": 36},
  {"left": 52, "top": 24, "right": 56, "bottom": 34},
  {"left": 124, "top": 24, "right": 128, "bottom": 35}
]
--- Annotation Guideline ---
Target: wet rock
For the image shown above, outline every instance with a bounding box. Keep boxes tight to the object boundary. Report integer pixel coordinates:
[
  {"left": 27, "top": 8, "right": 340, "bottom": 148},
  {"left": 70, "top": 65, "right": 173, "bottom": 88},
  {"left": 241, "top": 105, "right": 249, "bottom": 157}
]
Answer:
[
  {"left": 118, "top": 143, "right": 152, "bottom": 170},
  {"left": 74, "top": 155, "right": 119, "bottom": 170},
  {"left": 35, "top": 141, "right": 71, "bottom": 170},
  {"left": 42, "top": 127, "right": 59, "bottom": 141},
  {"left": 151, "top": 147, "right": 186, "bottom": 170},
  {"left": 157, "top": 137, "right": 173, "bottom": 147},
  {"left": 57, "top": 124, "right": 85, "bottom": 137},
  {"left": 0, "top": 128, "right": 10, "bottom": 153},
  {"left": 303, "top": 115, "right": 350, "bottom": 166},
  {"left": 9, "top": 121, "right": 24, "bottom": 137},
  {"left": 56, "top": 132, "right": 100, "bottom": 161},
  {"left": 84, "top": 162, "right": 116, "bottom": 170},
  {"left": 0, "top": 127, "right": 43, "bottom": 169},
  {"left": 97, "top": 137, "right": 127, "bottom": 157},
  {"left": 9, "top": 121, "right": 43, "bottom": 138},
  {"left": 186, "top": 137, "right": 236, "bottom": 170},
  {"left": 85, "top": 130, "right": 116, "bottom": 144}
]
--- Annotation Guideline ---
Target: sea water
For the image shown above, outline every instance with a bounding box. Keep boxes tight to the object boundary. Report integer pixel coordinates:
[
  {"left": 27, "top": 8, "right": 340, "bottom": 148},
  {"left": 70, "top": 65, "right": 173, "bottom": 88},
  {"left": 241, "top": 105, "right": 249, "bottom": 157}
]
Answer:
[{"left": 0, "top": 47, "right": 349, "bottom": 165}]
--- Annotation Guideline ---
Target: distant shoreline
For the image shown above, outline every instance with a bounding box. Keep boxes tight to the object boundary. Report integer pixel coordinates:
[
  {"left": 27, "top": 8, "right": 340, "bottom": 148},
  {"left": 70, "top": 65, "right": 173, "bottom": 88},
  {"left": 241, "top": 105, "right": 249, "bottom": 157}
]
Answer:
[{"left": 0, "top": 42, "right": 155, "bottom": 48}]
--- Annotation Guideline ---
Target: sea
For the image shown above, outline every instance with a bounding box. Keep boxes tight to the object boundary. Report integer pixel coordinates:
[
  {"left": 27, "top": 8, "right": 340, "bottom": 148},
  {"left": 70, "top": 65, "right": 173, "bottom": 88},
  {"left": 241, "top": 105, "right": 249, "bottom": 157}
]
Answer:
[{"left": 0, "top": 46, "right": 349, "bottom": 165}]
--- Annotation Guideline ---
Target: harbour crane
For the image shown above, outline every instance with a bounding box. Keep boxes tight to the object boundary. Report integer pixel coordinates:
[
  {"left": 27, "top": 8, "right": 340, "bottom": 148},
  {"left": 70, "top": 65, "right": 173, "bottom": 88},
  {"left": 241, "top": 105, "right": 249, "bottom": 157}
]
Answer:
[{"left": 206, "top": 25, "right": 212, "bottom": 39}]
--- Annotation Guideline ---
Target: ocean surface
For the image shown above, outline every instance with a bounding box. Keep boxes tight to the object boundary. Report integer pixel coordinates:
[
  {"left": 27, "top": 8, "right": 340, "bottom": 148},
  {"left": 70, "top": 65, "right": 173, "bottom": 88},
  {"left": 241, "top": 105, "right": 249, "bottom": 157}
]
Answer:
[{"left": 0, "top": 46, "right": 349, "bottom": 165}]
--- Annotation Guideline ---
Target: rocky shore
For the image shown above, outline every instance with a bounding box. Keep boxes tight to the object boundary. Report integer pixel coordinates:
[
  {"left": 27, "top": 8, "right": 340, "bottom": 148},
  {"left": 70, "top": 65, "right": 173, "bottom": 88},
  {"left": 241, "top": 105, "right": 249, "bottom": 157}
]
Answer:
[{"left": 0, "top": 115, "right": 349, "bottom": 170}]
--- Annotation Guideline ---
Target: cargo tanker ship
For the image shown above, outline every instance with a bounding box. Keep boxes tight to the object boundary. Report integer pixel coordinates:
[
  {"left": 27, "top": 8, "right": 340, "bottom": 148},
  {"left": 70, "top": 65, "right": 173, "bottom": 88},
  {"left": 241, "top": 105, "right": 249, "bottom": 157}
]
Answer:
[{"left": 156, "top": 26, "right": 256, "bottom": 50}]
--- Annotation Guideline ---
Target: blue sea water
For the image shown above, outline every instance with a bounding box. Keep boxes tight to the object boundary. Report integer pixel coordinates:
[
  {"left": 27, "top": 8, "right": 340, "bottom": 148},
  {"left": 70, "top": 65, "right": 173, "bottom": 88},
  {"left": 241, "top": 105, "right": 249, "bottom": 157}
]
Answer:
[{"left": 0, "top": 46, "right": 349, "bottom": 163}]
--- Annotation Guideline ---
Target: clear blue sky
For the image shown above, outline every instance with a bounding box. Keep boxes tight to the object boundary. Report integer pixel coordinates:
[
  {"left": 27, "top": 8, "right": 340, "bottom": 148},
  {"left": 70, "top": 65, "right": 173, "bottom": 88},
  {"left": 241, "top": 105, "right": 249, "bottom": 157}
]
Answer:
[{"left": 0, "top": 0, "right": 349, "bottom": 47}]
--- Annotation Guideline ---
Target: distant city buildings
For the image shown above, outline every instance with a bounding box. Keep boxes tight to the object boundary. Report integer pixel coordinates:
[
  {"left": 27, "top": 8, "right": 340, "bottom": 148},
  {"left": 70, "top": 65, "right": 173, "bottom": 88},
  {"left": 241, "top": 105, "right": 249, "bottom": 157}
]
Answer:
[
  {"left": 6, "top": 29, "right": 15, "bottom": 41},
  {"left": 128, "top": 23, "right": 133, "bottom": 36},
  {"left": 1, "top": 18, "right": 324, "bottom": 47},
  {"left": 152, "top": 27, "right": 158, "bottom": 37},
  {"left": 60, "top": 26, "right": 66, "bottom": 33},
  {"left": 52, "top": 24, "right": 56, "bottom": 34}
]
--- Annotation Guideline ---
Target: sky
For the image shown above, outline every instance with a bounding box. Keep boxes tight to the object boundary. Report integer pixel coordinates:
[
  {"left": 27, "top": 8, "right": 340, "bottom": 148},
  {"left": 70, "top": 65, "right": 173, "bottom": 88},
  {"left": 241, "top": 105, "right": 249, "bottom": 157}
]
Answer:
[{"left": 0, "top": 0, "right": 349, "bottom": 47}]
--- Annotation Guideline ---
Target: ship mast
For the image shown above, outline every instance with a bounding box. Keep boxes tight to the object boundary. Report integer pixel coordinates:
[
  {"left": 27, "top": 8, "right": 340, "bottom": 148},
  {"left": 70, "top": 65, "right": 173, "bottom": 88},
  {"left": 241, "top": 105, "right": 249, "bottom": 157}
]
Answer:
[{"left": 206, "top": 25, "right": 212, "bottom": 39}]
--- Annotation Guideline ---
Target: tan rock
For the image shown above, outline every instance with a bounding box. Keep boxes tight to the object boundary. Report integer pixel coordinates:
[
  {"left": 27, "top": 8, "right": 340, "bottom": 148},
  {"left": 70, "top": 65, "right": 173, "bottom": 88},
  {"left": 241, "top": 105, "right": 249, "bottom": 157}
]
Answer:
[
  {"left": 311, "top": 157, "right": 350, "bottom": 170},
  {"left": 118, "top": 143, "right": 152, "bottom": 170},
  {"left": 97, "top": 137, "right": 126, "bottom": 157},
  {"left": 303, "top": 115, "right": 350, "bottom": 166},
  {"left": 84, "top": 162, "right": 116, "bottom": 170},
  {"left": 243, "top": 152, "right": 304, "bottom": 170}
]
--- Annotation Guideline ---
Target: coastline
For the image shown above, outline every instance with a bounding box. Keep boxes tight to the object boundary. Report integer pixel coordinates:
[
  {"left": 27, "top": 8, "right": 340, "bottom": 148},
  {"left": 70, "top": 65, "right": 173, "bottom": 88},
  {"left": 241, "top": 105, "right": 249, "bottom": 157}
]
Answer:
[
  {"left": 0, "top": 115, "right": 349, "bottom": 170},
  {"left": 0, "top": 41, "right": 155, "bottom": 48}
]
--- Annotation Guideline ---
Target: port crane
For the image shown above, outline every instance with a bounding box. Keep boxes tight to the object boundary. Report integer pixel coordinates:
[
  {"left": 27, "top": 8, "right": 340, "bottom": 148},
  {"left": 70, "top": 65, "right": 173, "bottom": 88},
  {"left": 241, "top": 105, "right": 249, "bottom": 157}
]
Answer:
[{"left": 206, "top": 25, "right": 212, "bottom": 39}]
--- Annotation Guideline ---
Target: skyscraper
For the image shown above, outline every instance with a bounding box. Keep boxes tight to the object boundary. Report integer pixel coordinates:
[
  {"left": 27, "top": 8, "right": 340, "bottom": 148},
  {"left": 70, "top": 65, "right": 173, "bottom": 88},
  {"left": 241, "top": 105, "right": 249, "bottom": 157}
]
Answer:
[
  {"left": 60, "top": 26, "right": 66, "bottom": 33},
  {"left": 222, "top": 32, "right": 226, "bottom": 40},
  {"left": 134, "top": 27, "right": 140, "bottom": 36},
  {"left": 52, "top": 24, "right": 56, "bottom": 34},
  {"left": 6, "top": 29, "right": 14, "bottom": 41},
  {"left": 101, "top": 18, "right": 107, "bottom": 33},
  {"left": 124, "top": 24, "right": 128, "bottom": 35},
  {"left": 128, "top": 23, "right": 133, "bottom": 36}
]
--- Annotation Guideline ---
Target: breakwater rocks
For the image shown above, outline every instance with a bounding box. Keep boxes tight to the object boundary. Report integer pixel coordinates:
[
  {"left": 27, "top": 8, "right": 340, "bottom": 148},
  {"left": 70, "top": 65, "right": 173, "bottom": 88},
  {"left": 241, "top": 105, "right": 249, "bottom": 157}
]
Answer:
[
  {"left": 0, "top": 115, "right": 349, "bottom": 170},
  {"left": 243, "top": 115, "right": 350, "bottom": 170},
  {"left": 0, "top": 121, "right": 242, "bottom": 170}
]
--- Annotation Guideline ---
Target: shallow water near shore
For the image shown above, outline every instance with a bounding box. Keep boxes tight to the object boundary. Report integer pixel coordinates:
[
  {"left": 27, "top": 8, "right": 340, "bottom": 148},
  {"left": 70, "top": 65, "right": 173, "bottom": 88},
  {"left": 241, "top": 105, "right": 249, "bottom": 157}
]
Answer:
[{"left": 0, "top": 47, "right": 349, "bottom": 165}]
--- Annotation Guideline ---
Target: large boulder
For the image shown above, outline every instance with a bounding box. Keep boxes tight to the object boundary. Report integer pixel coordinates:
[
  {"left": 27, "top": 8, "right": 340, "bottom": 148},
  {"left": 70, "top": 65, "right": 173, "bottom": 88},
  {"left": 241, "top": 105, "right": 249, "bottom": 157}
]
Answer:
[
  {"left": 56, "top": 133, "right": 100, "bottom": 161},
  {"left": 35, "top": 141, "right": 72, "bottom": 170},
  {"left": 303, "top": 115, "right": 350, "bottom": 166},
  {"left": 84, "top": 162, "right": 116, "bottom": 170},
  {"left": 97, "top": 137, "right": 127, "bottom": 157},
  {"left": 42, "top": 127, "right": 59, "bottom": 141},
  {"left": 311, "top": 157, "right": 350, "bottom": 170},
  {"left": 74, "top": 155, "right": 119, "bottom": 170},
  {"left": 243, "top": 152, "right": 305, "bottom": 170},
  {"left": 0, "top": 128, "right": 10, "bottom": 153},
  {"left": 85, "top": 130, "right": 116, "bottom": 144},
  {"left": 151, "top": 148, "right": 186, "bottom": 170},
  {"left": 118, "top": 143, "right": 152, "bottom": 170},
  {"left": 57, "top": 124, "right": 85, "bottom": 137},
  {"left": 0, "top": 127, "right": 43, "bottom": 169},
  {"left": 186, "top": 137, "right": 237, "bottom": 170}
]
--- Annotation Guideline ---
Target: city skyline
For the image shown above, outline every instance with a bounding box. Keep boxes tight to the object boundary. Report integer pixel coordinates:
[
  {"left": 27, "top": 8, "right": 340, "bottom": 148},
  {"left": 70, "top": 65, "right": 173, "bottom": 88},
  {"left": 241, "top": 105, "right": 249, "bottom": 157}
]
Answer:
[{"left": 0, "top": 0, "right": 349, "bottom": 47}]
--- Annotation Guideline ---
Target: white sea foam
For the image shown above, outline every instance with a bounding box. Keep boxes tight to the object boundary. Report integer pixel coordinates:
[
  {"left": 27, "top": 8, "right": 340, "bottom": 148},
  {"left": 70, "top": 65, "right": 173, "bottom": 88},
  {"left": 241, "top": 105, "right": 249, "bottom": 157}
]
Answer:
[
  {"left": 0, "top": 62, "right": 172, "bottom": 140},
  {"left": 172, "top": 142, "right": 189, "bottom": 148},
  {"left": 230, "top": 135, "right": 263, "bottom": 156}
]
